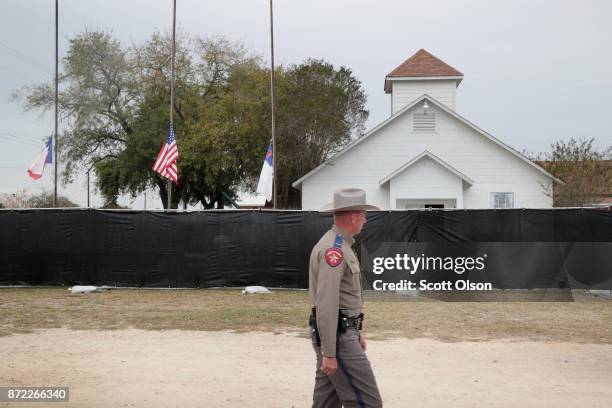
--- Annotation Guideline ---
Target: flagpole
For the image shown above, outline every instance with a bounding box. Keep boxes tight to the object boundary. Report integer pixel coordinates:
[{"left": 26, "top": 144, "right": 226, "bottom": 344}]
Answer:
[
  {"left": 269, "top": 0, "right": 277, "bottom": 209},
  {"left": 168, "top": 0, "right": 176, "bottom": 210},
  {"left": 53, "top": 0, "right": 58, "bottom": 207}
]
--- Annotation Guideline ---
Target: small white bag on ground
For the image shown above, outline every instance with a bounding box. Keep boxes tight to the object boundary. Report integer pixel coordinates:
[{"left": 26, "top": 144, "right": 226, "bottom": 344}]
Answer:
[
  {"left": 242, "top": 286, "right": 272, "bottom": 294},
  {"left": 587, "top": 289, "right": 612, "bottom": 298},
  {"left": 68, "top": 285, "right": 98, "bottom": 294}
]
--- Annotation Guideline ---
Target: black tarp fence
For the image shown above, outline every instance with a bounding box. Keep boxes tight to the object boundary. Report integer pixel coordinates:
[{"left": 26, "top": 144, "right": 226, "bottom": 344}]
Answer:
[{"left": 0, "top": 208, "right": 611, "bottom": 289}]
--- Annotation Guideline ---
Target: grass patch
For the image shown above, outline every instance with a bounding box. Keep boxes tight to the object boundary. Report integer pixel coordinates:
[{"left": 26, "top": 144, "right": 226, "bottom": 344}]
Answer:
[{"left": 0, "top": 288, "right": 610, "bottom": 343}]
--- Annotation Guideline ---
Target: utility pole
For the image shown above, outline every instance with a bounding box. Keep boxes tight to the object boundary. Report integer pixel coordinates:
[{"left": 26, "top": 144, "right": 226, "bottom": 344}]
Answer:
[
  {"left": 167, "top": 0, "right": 177, "bottom": 210},
  {"left": 53, "top": 0, "right": 59, "bottom": 207},
  {"left": 269, "top": 0, "right": 277, "bottom": 209},
  {"left": 86, "top": 162, "right": 95, "bottom": 208},
  {"left": 86, "top": 168, "right": 90, "bottom": 207}
]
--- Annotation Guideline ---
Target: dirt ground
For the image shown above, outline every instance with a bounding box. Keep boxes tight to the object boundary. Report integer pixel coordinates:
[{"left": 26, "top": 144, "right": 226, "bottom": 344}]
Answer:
[
  {"left": 1, "top": 329, "right": 611, "bottom": 408},
  {"left": 0, "top": 288, "right": 611, "bottom": 407}
]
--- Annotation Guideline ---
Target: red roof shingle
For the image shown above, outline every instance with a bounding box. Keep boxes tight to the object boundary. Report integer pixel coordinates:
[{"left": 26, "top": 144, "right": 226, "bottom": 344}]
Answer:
[{"left": 384, "top": 49, "right": 463, "bottom": 93}]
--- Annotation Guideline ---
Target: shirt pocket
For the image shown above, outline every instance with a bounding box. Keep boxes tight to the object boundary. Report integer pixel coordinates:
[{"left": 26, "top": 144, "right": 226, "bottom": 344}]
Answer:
[
  {"left": 348, "top": 259, "right": 360, "bottom": 274},
  {"left": 348, "top": 259, "right": 361, "bottom": 288}
]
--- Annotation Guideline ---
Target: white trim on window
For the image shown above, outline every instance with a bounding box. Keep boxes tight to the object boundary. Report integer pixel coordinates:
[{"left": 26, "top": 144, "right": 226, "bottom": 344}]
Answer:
[{"left": 490, "top": 192, "right": 514, "bottom": 208}]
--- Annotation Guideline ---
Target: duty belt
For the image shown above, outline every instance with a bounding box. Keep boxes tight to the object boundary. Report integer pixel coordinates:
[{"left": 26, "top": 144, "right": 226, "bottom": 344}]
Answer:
[
  {"left": 309, "top": 308, "right": 364, "bottom": 348},
  {"left": 309, "top": 308, "right": 365, "bottom": 331},
  {"left": 341, "top": 314, "right": 364, "bottom": 330}
]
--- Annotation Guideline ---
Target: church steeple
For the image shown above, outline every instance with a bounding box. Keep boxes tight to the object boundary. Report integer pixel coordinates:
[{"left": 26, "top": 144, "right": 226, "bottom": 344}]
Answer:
[{"left": 385, "top": 49, "right": 463, "bottom": 113}]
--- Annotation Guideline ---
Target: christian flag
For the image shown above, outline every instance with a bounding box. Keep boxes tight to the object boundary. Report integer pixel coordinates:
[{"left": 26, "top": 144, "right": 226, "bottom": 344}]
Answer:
[
  {"left": 256, "top": 141, "right": 273, "bottom": 202},
  {"left": 27, "top": 136, "right": 53, "bottom": 180}
]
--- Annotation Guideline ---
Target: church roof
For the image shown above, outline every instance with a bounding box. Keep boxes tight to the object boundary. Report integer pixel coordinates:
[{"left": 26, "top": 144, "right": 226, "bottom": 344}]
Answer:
[
  {"left": 384, "top": 49, "right": 463, "bottom": 93},
  {"left": 292, "top": 94, "right": 561, "bottom": 189}
]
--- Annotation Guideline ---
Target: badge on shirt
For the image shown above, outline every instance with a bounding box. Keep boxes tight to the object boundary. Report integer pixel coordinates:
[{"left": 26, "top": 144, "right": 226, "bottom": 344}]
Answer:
[{"left": 325, "top": 247, "right": 343, "bottom": 267}]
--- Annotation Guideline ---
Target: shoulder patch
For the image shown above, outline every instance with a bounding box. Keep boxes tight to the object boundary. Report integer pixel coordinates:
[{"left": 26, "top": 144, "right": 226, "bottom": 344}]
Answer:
[
  {"left": 324, "top": 247, "right": 343, "bottom": 267},
  {"left": 333, "top": 233, "right": 343, "bottom": 249}
]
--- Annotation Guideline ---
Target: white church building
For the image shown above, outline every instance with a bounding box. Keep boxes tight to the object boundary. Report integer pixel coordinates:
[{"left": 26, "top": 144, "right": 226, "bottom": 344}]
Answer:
[{"left": 292, "top": 49, "right": 560, "bottom": 210}]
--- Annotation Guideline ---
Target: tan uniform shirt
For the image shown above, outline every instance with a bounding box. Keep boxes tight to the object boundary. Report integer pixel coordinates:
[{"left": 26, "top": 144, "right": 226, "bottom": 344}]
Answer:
[{"left": 309, "top": 224, "right": 363, "bottom": 357}]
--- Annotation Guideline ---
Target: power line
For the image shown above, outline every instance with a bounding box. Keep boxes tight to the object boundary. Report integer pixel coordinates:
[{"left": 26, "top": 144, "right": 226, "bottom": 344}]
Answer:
[
  {"left": 0, "top": 130, "right": 40, "bottom": 143},
  {"left": 0, "top": 64, "right": 25, "bottom": 77},
  {"left": 0, "top": 135, "right": 42, "bottom": 148},
  {"left": 0, "top": 134, "right": 44, "bottom": 148},
  {"left": 0, "top": 40, "right": 53, "bottom": 76},
  {"left": 0, "top": 131, "right": 44, "bottom": 144}
]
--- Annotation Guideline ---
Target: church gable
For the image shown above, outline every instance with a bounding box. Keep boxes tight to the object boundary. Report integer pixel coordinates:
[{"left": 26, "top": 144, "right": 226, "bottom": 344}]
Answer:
[
  {"left": 293, "top": 94, "right": 557, "bottom": 189},
  {"left": 294, "top": 50, "right": 557, "bottom": 210},
  {"left": 380, "top": 151, "right": 474, "bottom": 187}
]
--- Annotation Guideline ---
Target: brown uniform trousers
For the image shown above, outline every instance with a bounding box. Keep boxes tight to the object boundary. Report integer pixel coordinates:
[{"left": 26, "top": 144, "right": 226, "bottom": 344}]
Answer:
[
  {"left": 311, "top": 328, "right": 382, "bottom": 408},
  {"left": 309, "top": 224, "right": 382, "bottom": 407}
]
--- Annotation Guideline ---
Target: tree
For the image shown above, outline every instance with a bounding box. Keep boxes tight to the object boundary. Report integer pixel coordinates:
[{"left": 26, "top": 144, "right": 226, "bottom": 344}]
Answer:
[
  {"left": 13, "top": 30, "right": 262, "bottom": 209},
  {"left": 275, "top": 59, "right": 368, "bottom": 207},
  {"left": 28, "top": 190, "right": 78, "bottom": 208},
  {"left": 130, "top": 33, "right": 264, "bottom": 209},
  {"left": 532, "top": 138, "right": 612, "bottom": 207},
  {"left": 222, "top": 59, "right": 368, "bottom": 208},
  {"left": 0, "top": 189, "right": 77, "bottom": 208},
  {"left": 13, "top": 30, "right": 368, "bottom": 209},
  {"left": 12, "top": 30, "right": 139, "bottom": 207},
  {"left": 0, "top": 190, "right": 30, "bottom": 208}
]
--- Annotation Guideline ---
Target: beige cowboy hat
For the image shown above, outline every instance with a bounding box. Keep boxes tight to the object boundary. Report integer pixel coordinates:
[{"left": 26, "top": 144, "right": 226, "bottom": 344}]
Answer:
[{"left": 320, "top": 188, "right": 380, "bottom": 212}]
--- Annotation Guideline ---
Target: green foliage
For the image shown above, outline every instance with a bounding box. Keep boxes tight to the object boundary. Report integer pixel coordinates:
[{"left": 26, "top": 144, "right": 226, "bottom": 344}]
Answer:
[
  {"left": 0, "top": 190, "right": 30, "bottom": 208},
  {"left": 28, "top": 190, "right": 79, "bottom": 208},
  {"left": 0, "top": 189, "right": 77, "bottom": 208},
  {"left": 532, "top": 138, "right": 612, "bottom": 207},
  {"left": 13, "top": 30, "right": 368, "bottom": 209},
  {"left": 275, "top": 59, "right": 368, "bottom": 207}
]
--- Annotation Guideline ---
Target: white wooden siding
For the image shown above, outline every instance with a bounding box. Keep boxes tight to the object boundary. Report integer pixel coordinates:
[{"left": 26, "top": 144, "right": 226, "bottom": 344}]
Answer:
[
  {"left": 389, "top": 156, "right": 464, "bottom": 209},
  {"left": 300, "top": 102, "right": 553, "bottom": 210},
  {"left": 391, "top": 80, "right": 457, "bottom": 114}
]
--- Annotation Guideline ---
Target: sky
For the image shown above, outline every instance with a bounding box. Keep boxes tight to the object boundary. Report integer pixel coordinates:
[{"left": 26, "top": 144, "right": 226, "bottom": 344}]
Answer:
[{"left": 1, "top": 0, "right": 611, "bottom": 209}]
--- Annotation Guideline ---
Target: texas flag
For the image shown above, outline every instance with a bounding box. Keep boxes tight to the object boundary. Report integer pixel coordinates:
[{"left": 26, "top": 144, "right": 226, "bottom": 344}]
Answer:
[
  {"left": 256, "top": 141, "right": 273, "bottom": 202},
  {"left": 27, "top": 137, "right": 53, "bottom": 180}
]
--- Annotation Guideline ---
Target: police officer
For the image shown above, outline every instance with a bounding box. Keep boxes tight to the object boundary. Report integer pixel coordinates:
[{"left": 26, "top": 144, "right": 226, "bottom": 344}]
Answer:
[{"left": 309, "top": 188, "right": 383, "bottom": 408}]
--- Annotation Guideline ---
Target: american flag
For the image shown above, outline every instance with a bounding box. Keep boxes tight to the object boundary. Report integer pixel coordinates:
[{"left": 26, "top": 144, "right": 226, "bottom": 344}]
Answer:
[{"left": 153, "top": 123, "right": 179, "bottom": 183}]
